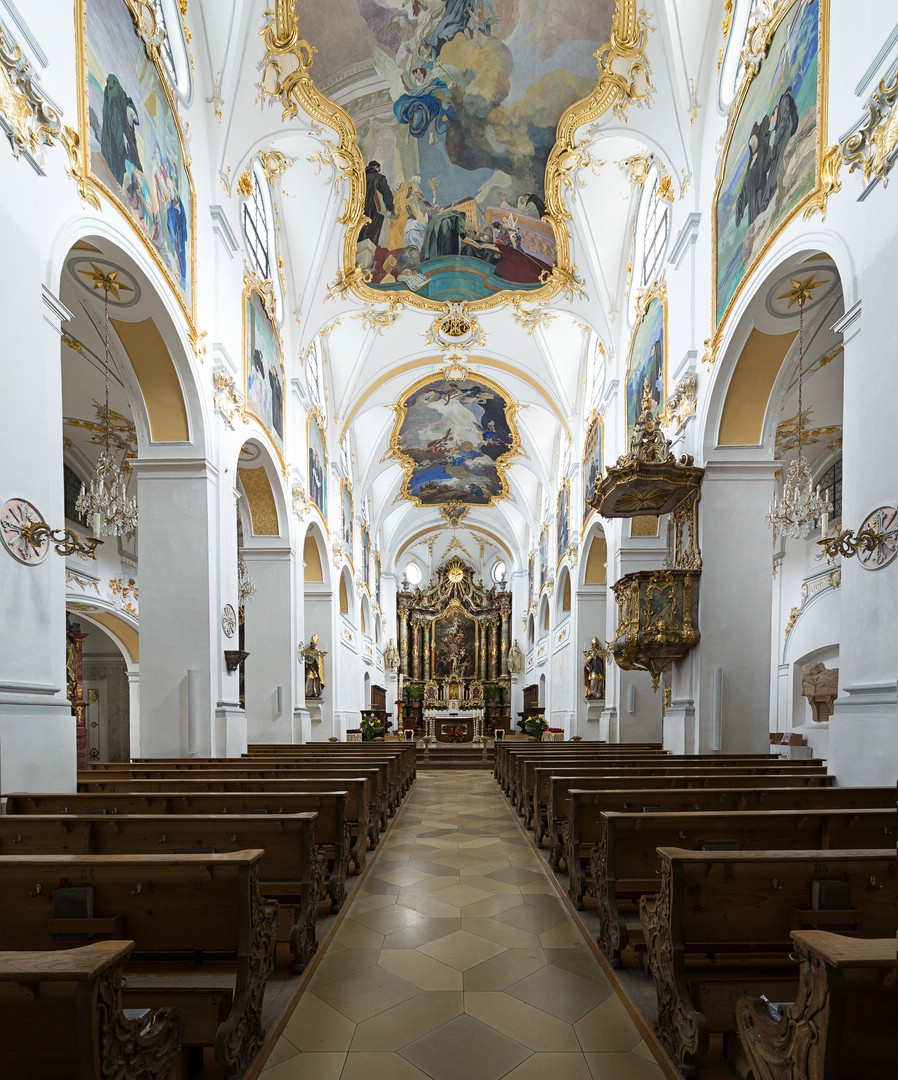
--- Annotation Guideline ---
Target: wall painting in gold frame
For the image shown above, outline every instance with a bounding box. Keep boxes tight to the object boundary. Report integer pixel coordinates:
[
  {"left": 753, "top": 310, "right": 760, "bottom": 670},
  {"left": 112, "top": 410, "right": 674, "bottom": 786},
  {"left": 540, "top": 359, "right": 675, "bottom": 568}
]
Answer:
[
  {"left": 74, "top": 0, "right": 198, "bottom": 350},
  {"left": 625, "top": 282, "right": 667, "bottom": 442},
  {"left": 707, "top": 0, "right": 830, "bottom": 366},
  {"left": 242, "top": 275, "right": 286, "bottom": 468}
]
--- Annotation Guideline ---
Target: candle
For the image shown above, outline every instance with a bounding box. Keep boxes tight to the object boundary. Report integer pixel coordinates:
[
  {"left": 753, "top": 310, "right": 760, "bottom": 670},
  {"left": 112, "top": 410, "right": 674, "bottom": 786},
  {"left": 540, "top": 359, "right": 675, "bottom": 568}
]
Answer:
[{"left": 821, "top": 488, "right": 830, "bottom": 537}]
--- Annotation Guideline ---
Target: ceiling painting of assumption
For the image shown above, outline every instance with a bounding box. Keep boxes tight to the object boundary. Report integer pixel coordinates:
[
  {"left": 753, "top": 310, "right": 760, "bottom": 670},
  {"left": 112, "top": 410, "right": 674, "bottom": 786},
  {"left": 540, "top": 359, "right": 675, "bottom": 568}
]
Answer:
[
  {"left": 391, "top": 375, "right": 521, "bottom": 506},
  {"left": 297, "top": 0, "right": 617, "bottom": 304}
]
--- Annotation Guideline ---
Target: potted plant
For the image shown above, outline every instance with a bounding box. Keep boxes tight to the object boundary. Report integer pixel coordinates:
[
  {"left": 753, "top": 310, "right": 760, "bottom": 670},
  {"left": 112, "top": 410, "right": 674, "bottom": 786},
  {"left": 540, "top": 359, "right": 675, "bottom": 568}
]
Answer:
[
  {"left": 483, "top": 682, "right": 502, "bottom": 704},
  {"left": 360, "top": 713, "right": 381, "bottom": 741}
]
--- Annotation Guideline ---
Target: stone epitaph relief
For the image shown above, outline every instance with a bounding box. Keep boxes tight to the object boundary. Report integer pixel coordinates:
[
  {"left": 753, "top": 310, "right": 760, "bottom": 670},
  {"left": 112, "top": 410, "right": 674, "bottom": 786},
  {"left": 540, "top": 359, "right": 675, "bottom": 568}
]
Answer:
[
  {"left": 626, "top": 286, "right": 666, "bottom": 442},
  {"left": 713, "top": 0, "right": 826, "bottom": 334},
  {"left": 390, "top": 374, "right": 521, "bottom": 507},
  {"left": 291, "top": 0, "right": 624, "bottom": 306},
  {"left": 243, "top": 278, "right": 285, "bottom": 456},
  {"left": 78, "top": 0, "right": 195, "bottom": 331}
]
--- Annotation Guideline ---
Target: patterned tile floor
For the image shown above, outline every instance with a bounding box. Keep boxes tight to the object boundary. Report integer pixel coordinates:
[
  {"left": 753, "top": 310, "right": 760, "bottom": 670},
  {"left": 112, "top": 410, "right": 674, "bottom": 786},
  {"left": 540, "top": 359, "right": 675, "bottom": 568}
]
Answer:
[{"left": 262, "top": 771, "right": 665, "bottom": 1080}]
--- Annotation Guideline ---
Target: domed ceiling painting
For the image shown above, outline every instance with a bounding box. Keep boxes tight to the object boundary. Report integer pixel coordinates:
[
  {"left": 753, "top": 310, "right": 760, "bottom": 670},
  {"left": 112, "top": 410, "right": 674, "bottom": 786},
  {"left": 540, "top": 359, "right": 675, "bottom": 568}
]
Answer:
[{"left": 292, "top": 0, "right": 619, "bottom": 306}]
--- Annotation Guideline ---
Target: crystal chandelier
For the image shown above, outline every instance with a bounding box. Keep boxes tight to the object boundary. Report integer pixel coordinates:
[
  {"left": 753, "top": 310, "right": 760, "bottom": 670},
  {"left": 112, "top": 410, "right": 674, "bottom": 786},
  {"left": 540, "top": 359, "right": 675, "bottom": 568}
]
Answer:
[
  {"left": 237, "top": 553, "right": 256, "bottom": 605},
  {"left": 766, "top": 276, "right": 831, "bottom": 542},
  {"left": 75, "top": 275, "right": 138, "bottom": 538}
]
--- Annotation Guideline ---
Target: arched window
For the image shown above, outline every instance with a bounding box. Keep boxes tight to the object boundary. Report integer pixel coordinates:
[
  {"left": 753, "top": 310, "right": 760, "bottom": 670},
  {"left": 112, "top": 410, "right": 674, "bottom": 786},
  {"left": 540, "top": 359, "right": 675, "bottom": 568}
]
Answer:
[
  {"left": 491, "top": 560, "right": 507, "bottom": 585},
  {"left": 151, "top": 0, "right": 191, "bottom": 99},
  {"left": 242, "top": 162, "right": 284, "bottom": 322},
  {"left": 306, "top": 340, "right": 324, "bottom": 408},
  {"left": 405, "top": 561, "right": 422, "bottom": 587},
  {"left": 719, "top": 0, "right": 765, "bottom": 112},
  {"left": 815, "top": 457, "right": 842, "bottom": 526},
  {"left": 641, "top": 168, "right": 670, "bottom": 287}
]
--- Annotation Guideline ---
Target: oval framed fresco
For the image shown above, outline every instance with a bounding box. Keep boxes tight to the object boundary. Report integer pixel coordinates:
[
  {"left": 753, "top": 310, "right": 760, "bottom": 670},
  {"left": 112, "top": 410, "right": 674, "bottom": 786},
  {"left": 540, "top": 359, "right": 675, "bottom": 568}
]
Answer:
[
  {"left": 389, "top": 370, "right": 522, "bottom": 508},
  {"left": 259, "top": 0, "right": 651, "bottom": 311}
]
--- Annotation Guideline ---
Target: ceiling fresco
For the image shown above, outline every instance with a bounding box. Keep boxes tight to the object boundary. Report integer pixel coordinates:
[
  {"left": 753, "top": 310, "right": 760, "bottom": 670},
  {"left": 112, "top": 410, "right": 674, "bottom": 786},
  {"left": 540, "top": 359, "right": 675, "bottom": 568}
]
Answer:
[
  {"left": 296, "top": 0, "right": 616, "bottom": 304},
  {"left": 390, "top": 374, "right": 521, "bottom": 506}
]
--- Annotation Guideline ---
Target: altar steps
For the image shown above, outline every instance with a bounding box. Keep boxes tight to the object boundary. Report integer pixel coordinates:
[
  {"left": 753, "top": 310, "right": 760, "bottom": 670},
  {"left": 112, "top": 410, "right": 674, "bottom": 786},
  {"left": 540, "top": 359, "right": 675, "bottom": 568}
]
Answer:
[{"left": 416, "top": 746, "right": 495, "bottom": 770}]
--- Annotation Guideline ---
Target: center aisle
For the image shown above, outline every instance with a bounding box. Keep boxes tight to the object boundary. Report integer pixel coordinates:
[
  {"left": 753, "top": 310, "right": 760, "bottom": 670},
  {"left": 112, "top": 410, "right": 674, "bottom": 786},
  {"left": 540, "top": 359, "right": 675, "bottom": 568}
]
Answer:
[{"left": 261, "top": 772, "right": 666, "bottom": 1080}]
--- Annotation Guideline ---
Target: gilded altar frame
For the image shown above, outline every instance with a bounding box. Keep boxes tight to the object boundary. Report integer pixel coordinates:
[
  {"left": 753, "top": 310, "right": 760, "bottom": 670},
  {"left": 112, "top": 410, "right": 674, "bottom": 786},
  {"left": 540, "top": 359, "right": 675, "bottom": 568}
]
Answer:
[
  {"left": 257, "top": 0, "right": 652, "bottom": 314},
  {"left": 73, "top": 0, "right": 200, "bottom": 352},
  {"left": 706, "top": 0, "right": 832, "bottom": 367}
]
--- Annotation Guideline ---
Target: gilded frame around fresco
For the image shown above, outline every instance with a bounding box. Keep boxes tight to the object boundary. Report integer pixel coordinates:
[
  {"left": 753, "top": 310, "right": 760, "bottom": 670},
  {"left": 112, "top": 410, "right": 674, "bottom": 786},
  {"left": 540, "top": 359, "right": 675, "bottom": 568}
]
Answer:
[
  {"left": 428, "top": 599, "right": 480, "bottom": 679},
  {"left": 340, "top": 475, "right": 354, "bottom": 569},
  {"left": 625, "top": 281, "right": 668, "bottom": 440},
  {"left": 258, "top": 0, "right": 650, "bottom": 314},
  {"left": 73, "top": 0, "right": 199, "bottom": 352},
  {"left": 556, "top": 476, "right": 571, "bottom": 567},
  {"left": 582, "top": 411, "right": 605, "bottom": 534},
  {"left": 306, "top": 406, "right": 329, "bottom": 534},
  {"left": 388, "top": 368, "right": 523, "bottom": 511},
  {"left": 706, "top": 0, "right": 831, "bottom": 367},
  {"left": 241, "top": 274, "right": 287, "bottom": 474}
]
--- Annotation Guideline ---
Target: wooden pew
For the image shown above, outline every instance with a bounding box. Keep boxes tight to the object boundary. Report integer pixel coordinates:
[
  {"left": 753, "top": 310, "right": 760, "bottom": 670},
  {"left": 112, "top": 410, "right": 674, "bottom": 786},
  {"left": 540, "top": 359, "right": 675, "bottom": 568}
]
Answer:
[
  {"left": 592, "top": 807, "right": 897, "bottom": 966},
  {"left": 72, "top": 773, "right": 380, "bottom": 859},
  {"left": 558, "top": 776, "right": 854, "bottom": 897},
  {"left": 493, "top": 741, "right": 662, "bottom": 792},
  {"left": 82, "top": 763, "right": 393, "bottom": 833},
  {"left": 736, "top": 931, "right": 898, "bottom": 1080},
  {"left": 5, "top": 783, "right": 369, "bottom": 880},
  {"left": 0, "top": 814, "right": 325, "bottom": 973},
  {"left": 244, "top": 743, "right": 417, "bottom": 795},
  {"left": 502, "top": 747, "right": 667, "bottom": 808},
  {"left": 0, "top": 850, "right": 278, "bottom": 1077},
  {"left": 528, "top": 758, "right": 826, "bottom": 842},
  {"left": 639, "top": 848, "right": 897, "bottom": 1076},
  {"left": 0, "top": 940, "right": 182, "bottom": 1080}
]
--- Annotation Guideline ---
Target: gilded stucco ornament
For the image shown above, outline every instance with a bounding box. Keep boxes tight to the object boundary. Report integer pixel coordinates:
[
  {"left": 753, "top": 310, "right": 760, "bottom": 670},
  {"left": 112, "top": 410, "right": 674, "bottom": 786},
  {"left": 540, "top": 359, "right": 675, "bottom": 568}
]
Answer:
[
  {"left": 511, "top": 300, "right": 558, "bottom": 336},
  {"left": 0, "top": 20, "right": 62, "bottom": 162},
  {"left": 213, "top": 366, "right": 247, "bottom": 430},
  {"left": 840, "top": 62, "right": 898, "bottom": 189},
  {"left": 663, "top": 375, "right": 697, "bottom": 430},
  {"left": 423, "top": 306, "right": 487, "bottom": 351}
]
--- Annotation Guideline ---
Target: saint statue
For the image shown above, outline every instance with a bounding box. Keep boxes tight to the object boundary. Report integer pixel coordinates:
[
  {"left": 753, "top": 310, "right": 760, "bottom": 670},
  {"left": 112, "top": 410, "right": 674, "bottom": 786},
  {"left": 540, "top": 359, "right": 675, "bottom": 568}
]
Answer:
[
  {"left": 507, "top": 639, "right": 524, "bottom": 675},
  {"left": 300, "top": 634, "right": 327, "bottom": 699},
  {"left": 384, "top": 637, "right": 400, "bottom": 671},
  {"left": 583, "top": 637, "right": 606, "bottom": 700}
]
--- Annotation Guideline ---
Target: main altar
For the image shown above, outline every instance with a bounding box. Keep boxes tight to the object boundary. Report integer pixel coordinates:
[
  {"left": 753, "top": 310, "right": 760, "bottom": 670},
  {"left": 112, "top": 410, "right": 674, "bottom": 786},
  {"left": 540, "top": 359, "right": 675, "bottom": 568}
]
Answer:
[{"left": 397, "top": 558, "right": 512, "bottom": 732}]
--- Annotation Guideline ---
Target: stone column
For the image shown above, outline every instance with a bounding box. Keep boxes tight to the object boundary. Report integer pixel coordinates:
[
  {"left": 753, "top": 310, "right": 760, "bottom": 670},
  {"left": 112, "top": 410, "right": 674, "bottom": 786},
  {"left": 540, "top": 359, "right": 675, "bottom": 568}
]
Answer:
[
  {"left": 0, "top": 263, "right": 76, "bottom": 792},
  {"left": 132, "top": 458, "right": 222, "bottom": 757},
  {"left": 666, "top": 458, "right": 777, "bottom": 754},
  {"left": 479, "top": 621, "right": 488, "bottom": 680},
  {"left": 489, "top": 616, "right": 499, "bottom": 680},
  {"left": 242, "top": 545, "right": 297, "bottom": 746},
  {"left": 423, "top": 621, "right": 430, "bottom": 681},
  {"left": 829, "top": 298, "right": 898, "bottom": 785},
  {"left": 411, "top": 615, "right": 421, "bottom": 680},
  {"left": 500, "top": 608, "right": 510, "bottom": 676}
]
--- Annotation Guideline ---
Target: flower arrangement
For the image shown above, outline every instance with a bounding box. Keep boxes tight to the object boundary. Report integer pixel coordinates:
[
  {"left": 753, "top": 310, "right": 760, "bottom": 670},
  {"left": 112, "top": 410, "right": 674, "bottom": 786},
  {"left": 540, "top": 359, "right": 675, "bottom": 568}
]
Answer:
[
  {"left": 360, "top": 713, "right": 381, "bottom": 741},
  {"left": 443, "top": 723, "right": 468, "bottom": 743},
  {"left": 524, "top": 715, "right": 548, "bottom": 741}
]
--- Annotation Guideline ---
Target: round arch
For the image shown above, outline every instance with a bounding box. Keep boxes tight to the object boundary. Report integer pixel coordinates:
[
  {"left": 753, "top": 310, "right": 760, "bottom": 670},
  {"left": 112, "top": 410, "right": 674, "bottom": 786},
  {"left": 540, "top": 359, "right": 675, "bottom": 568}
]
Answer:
[{"left": 235, "top": 439, "right": 289, "bottom": 542}]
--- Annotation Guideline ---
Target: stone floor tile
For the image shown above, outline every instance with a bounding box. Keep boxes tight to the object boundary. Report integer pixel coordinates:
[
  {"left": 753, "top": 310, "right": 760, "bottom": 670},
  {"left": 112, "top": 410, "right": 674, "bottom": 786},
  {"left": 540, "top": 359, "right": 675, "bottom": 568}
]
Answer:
[
  {"left": 493, "top": 902, "right": 567, "bottom": 935},
  {"left": 460, "top": 916, "right": 541, "bottom": 950},
  {"left": 463, "top": 991, "right": 581, "bottom": 1052},
  {"left": 499, "top": 1052, "right": 595, "bottom": 1080},
  {"left": 486, "top": 866, "right": 547, "bottom": 885},
  {"left": 460, "top": 892, "right": 524, "bottom": 918},
  {"left": 544, "top": 946, "right": 614, "bottom": 989},
  {"left": 380, "top": 917, "right": 463, "bottom": 950},
  {"left": 281, "top": 992, "right": 357, "bottom": 1052},
  {"left": 505, "top": 963, "right": 612, "bottom": 1023},
  {"left": 349, "top": 991, "right": 464, "bottom": 1052},
  {"left": 394, "top": 893, "right": 463, "bottom": 918},
  {"left": 341, "top": 1051, "right": 436, "bottom": 1080},
  {"left": 574, "top": 995, "right": 642, "bottom": 1053},
  {"left": 462, "top": 947, "right": 547, "bottom": 991},
  {"left": 261, "top": 1050, "right": 346, "bottom": 1079},
  {"left": 584, "top": 1052, "right": 666, "bottom": 1080},
  {"left": 308, "top": 947, "right": 381, "bottom": 989},
  {"left": 372, "top": 866, "right": 434, "bottom": 887},
  {"left": 332, "top": 918, "right": 386, "bottom": 950},
  {"left": 417, "top": 928, "right": 507, "bottom": 971},
  {"left": 399, "top": 1012, "right": 532, "bottom": 1080},
  {"left": 314, "top": 966, "right": 420, "bottom": 1023},
  {"left": 427, "top": 883, "right": 494, "bottom": 907},
  {"left": 377, "top": 948, "right": 464, "bottom": 990},
  {"left": 350, "top": 904, "right": 439, "bottom": 935}
]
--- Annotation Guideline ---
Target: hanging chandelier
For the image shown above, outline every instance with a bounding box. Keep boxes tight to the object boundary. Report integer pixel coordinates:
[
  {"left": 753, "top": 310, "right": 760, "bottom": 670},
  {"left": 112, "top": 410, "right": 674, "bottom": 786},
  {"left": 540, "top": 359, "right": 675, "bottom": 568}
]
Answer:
[
  {"left": 237, "top": 553, "right": 256, "bottom": 605},
  {"left": 766, "top": 276, "right": 831, "bottom": 542},
  {"left": 75, "top": 273, "right": 138, "bottom": 538}
]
